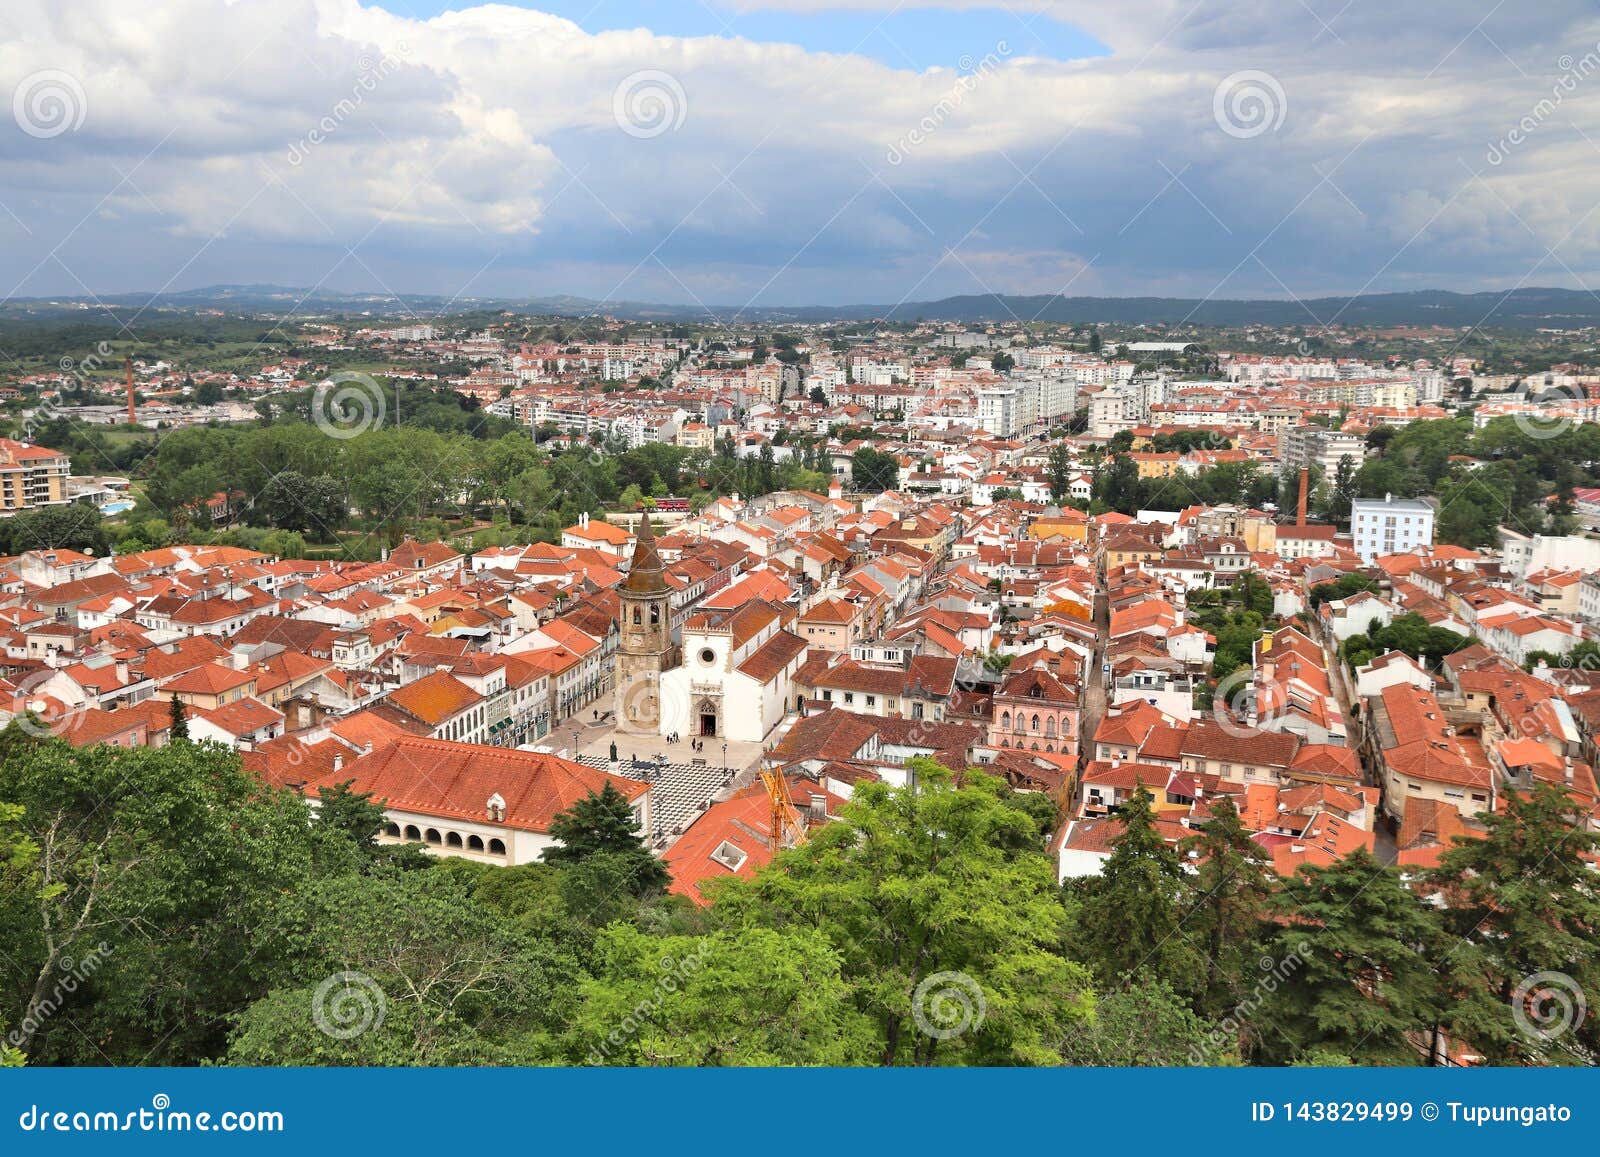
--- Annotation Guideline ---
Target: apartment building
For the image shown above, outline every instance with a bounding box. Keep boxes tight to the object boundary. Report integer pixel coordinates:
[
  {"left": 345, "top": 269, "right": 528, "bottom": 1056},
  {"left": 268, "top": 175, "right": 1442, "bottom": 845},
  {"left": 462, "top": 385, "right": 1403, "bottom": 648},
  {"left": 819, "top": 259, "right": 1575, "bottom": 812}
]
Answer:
[
  {"left": 0, "top": 438, "right": 70, "bottom": 514},
  {"left": 1350, "top": 495, "right": 1435, "bottom": 563},
  {"left": 1279, "top": 425, "right": 1367, "bottom": 478}
]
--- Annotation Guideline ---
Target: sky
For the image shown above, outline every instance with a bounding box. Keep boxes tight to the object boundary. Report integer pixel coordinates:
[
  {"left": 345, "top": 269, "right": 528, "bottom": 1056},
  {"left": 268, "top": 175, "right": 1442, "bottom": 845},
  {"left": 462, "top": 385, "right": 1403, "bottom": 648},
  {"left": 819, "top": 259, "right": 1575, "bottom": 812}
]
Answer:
[{"left": 3, "top": 0, "right": 1600, "bottom": 313}]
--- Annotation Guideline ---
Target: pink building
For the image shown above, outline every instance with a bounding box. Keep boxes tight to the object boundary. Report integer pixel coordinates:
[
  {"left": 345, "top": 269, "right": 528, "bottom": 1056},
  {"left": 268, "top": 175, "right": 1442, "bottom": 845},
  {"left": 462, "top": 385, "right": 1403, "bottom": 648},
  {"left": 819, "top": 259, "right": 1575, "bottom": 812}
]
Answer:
[{"left": 988, "top": 665, "right": 1081, "bottom": 761}]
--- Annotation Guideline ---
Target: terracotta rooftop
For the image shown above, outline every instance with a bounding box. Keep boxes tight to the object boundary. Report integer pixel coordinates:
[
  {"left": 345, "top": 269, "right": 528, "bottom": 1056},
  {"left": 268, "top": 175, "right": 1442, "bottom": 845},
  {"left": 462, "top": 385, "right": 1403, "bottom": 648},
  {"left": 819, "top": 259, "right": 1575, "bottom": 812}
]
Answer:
[{"left": 319, "top": 736, "right": 647, "bottom": 833}]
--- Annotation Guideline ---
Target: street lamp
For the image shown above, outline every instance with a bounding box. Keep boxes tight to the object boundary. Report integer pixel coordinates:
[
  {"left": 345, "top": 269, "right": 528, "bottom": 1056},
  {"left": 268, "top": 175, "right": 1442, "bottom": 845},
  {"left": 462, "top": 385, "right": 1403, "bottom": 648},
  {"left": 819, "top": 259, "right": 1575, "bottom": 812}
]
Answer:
[{"left": 721, "top": 742, "right": 728, "bottom": 776}]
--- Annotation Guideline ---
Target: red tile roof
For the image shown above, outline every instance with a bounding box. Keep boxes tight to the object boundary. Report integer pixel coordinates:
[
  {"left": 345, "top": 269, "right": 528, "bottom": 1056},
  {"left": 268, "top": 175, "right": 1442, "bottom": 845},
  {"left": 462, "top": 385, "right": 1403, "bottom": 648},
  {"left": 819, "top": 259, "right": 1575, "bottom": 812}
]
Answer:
[{"left": 319, "top": 736, "right": 647, "bottom": 833}]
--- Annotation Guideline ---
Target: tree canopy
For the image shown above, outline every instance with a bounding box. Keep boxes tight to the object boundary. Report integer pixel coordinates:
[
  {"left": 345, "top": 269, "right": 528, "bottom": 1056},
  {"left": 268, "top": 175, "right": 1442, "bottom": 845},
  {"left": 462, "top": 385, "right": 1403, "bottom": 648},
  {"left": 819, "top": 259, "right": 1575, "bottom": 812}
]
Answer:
[{"left": 2, "top": 733, "right": 1597, "bottom": 1069}]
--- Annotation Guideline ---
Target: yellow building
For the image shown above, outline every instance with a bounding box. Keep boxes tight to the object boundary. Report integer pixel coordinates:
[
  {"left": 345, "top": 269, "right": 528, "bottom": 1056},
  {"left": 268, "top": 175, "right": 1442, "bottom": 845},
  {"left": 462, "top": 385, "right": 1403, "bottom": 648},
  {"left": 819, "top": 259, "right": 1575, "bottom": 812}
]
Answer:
[
  {"left": 0, "top": 438, "right": 69, "bottom": 514},
  {"left": 1030, "top": 511, "right": 1090, "bottom": 544},
  {"left": 1129, "top": 452, "right": 1182, "bottom": 479}
]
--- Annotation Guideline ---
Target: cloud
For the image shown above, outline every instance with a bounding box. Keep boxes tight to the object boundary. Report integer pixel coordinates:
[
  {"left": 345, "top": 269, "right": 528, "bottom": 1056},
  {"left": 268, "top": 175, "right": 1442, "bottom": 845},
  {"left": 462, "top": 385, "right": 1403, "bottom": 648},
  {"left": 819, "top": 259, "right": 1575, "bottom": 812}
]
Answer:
[{"left": 2, "top": 0, "right": 1600, "bottom": 306}]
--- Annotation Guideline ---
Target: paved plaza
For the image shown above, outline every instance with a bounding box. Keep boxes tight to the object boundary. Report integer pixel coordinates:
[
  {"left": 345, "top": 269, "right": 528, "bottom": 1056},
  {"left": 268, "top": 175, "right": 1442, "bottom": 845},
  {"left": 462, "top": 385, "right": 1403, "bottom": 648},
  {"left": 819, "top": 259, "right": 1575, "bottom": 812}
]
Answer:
[{"left": 569, "top": 724, "right": 767, "bottom": 849}]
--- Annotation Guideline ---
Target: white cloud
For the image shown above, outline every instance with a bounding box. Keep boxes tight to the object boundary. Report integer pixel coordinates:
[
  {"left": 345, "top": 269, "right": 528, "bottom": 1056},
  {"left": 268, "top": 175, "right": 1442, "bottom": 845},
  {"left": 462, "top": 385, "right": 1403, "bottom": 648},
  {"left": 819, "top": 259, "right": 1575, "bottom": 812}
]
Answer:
[{"left": 2, "top": 0, "right": 1600, "bottom": 304}]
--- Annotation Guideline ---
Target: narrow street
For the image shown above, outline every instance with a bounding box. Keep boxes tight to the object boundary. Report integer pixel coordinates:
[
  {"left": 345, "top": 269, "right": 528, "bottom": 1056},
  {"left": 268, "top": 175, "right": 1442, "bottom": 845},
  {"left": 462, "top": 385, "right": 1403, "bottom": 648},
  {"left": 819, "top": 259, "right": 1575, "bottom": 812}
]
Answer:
[
  {"left": 1077, "top": 584, "right": 1110, "bottom": 778},
  {"left": 1310, "top": 612, "right": 1397, "bottom": 864}
]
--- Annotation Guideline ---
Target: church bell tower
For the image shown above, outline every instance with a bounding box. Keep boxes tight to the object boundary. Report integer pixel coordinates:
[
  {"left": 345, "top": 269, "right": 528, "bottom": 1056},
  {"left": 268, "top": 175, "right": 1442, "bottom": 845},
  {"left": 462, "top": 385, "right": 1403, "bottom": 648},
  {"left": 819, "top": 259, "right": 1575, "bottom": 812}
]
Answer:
[{"left": 614, "top": 512, "right": 674, "bottom": 734}]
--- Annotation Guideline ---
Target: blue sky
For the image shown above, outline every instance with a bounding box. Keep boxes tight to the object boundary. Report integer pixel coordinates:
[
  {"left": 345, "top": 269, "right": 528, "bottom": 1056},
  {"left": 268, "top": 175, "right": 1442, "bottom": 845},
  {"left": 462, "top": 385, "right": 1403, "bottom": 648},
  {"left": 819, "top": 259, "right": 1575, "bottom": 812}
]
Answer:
[
  {"left": 3, "top": 1, "right": 1599, "bottom": 309},
  {"left": 382, "top": 2, "right": 1108, "bottom": 71}
]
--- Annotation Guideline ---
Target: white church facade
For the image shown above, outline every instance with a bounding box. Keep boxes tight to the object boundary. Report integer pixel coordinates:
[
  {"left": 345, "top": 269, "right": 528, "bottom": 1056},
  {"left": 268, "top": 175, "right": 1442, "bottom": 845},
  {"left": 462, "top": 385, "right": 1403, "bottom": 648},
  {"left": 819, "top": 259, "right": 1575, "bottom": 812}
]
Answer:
[{"left": 657, "top": 600, "right": 809, "bottom": 744}]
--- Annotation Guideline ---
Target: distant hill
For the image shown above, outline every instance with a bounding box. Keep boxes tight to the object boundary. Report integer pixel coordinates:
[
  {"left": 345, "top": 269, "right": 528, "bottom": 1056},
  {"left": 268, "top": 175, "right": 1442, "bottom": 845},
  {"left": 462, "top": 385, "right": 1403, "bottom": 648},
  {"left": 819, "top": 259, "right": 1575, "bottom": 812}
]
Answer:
[
  {"left": 777, "top": 288, "right": 1600, "bottom": 328},
  {"left": 6, "top": 284, "right": 1600, "bottom": 330}
]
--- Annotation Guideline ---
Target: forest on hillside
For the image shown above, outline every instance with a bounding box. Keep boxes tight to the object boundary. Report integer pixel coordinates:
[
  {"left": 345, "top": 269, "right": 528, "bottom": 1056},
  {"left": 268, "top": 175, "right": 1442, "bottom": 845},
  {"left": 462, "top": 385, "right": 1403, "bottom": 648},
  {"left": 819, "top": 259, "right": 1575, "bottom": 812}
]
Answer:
[{"left": 3, "top": 737, "right": 1595, "bottom": 1068}]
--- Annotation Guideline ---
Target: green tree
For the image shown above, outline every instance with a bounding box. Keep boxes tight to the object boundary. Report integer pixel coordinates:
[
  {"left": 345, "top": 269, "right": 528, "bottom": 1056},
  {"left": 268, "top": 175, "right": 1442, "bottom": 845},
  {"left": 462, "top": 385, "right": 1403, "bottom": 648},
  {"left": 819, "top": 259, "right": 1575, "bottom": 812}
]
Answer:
[
  {"left": 573, "top": 925, "right": 875, "bottom": 1065},
  {"left": 1257, "top": 850, "right": 1448, "bottom": 1066},
  {"left": 0, "top": 734, "right": 318, "bottom": 1063},
  {"left": 1074, "top": 786, "right": 1200, "bottom": 992},
  {"left": 168, "top": 694, "right": 188, "bottom": 740},
  {"left": 313, "top": 779, "right": 392, "bottom": 860},
  {"left": 850, "top": 447, "right": 900, "bottom": 493},
  {"left": 1324, "top": 454, "right": 1357, "bottom": 524},
  {"left": 1526, "top": 640, "right": 1600, "bottom": 673},
  {"left": 1426, "top": 784, "right": 1600, "bottom": 1064},
  {"left": 1340, "top": 613, "right": 1471, "bottom": 670},
  {"left": 1093, "top": 453, "right": 1141, "bottom": 514},
  {"left": 254, "top": 471, "right": 347, "bottom": 537},
  {"left": 0, "top": 801, "right": 38, "bottom": 1066},
  {"left": 1, "top": 504, "right": 108, "bottom": 556},
  {"left": 542, "top": 783, "right": 669, "bottom": 897},
  {"left": 1045, "top": 442, "right": 1075, "bottom": 503},
  {"left": 1434, "top": 481, "right": 1494, "bottom": 547},
  {"left": 351, "top": 456, "right": 423, "bottom": 546},
  {"left": 1309, "top": 572, "right": 1380, "bottom": 606},
  {"left": 226, "top": 867, "right": 580, "bottom": 1066},
  {"left": 1059, "top": 979, "right": 1235, "bottom": 1066},
  {"left": 715, "top": 760, "right": 1094, "bottom": 1065},
  {"left": 1181, "top": 797, "right": 1273, "bottom": 1019}
]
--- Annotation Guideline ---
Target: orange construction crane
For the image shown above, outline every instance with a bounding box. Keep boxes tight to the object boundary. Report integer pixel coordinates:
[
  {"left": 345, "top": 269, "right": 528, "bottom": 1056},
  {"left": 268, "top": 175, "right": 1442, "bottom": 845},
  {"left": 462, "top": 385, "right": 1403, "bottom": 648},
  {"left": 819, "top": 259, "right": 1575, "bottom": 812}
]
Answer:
[{"left": 759, "top": 767, "right": 808, "bottom": 855}]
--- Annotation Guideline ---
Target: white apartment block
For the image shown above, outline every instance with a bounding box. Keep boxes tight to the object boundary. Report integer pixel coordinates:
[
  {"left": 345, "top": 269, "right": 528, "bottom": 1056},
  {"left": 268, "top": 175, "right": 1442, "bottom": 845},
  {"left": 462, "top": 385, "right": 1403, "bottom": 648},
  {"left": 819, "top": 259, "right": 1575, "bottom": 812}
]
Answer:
[
  {"left": 1088, "top": 390, "right": 1138, "bottom": 438},
  {"left": 977, "top": 383, "right": 1035, "bottom": 437},
  {"left": 1498, "top": 528, "right": 1600, "bottom": 581},
  {"left": 1351, "top": 495, "right": 1435, "bottom": 563},
  {"left": 1072, "top": 360, "right": 1136, "bottom": 387},
  {"left": 1279, "top": 426, "right": 1367, "bottom": 478},
  {"left": 1579, "top": 574, "right": 1600, "bottom": 623},
  {"left": 1011, "top": 370, "right": 1078, "bottom": 426}
]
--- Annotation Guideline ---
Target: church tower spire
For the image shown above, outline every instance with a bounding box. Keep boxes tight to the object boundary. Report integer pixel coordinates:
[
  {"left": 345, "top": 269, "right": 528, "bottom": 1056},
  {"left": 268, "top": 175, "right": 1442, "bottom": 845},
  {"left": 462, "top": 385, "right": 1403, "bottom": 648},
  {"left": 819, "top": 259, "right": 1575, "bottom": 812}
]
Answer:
[
  {"left": 614, "top": 511, "right": 674, "bottom": 734},
  {"left": 622, "top": 511, "right": 668, "bottom": 594}
]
